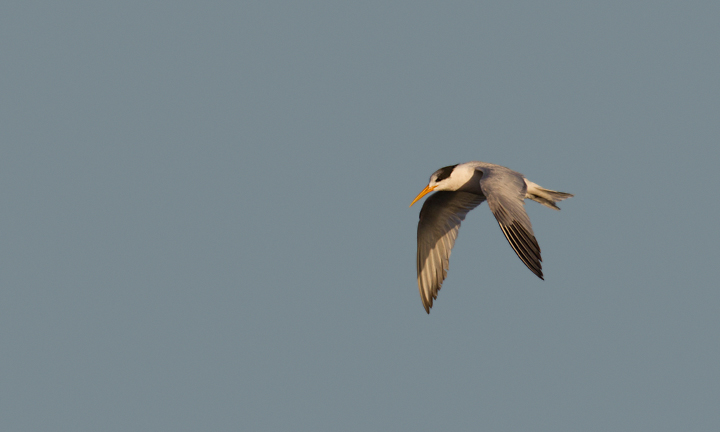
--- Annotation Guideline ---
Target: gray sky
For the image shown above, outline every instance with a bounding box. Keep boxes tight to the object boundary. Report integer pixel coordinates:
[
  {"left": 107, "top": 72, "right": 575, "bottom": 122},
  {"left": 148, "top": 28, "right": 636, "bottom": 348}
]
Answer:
[{"left": 2, "top": 1, "right": 719, "bottom": 431}]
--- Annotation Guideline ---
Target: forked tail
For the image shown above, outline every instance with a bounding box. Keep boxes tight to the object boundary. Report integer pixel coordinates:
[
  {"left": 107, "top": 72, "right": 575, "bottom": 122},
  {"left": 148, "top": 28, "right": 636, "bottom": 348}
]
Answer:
[{"left": 524, "top": 180, "right": 574, "bottom": 210}]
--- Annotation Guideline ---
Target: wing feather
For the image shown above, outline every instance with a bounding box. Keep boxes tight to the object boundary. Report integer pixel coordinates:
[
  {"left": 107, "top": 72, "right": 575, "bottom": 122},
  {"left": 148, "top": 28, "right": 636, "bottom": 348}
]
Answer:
[
  {"left": 416, "top": 191, "right": 485, "bottom": 313},
  {"left": 478, "top": 166, "right": 544, "bottom": 279}
]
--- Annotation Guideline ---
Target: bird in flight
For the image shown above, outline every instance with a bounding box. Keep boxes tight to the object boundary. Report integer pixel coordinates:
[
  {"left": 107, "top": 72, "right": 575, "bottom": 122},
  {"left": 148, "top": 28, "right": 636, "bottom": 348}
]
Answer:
[{"left": 410, "top": 161, "right": 573, "bottom": 313}]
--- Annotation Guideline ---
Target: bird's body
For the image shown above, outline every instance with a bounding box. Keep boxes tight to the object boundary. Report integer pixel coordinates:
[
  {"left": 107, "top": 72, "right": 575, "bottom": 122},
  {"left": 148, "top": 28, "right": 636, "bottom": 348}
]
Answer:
[{"left": 410, "top": 161, "right": 573, "bottom": 313}]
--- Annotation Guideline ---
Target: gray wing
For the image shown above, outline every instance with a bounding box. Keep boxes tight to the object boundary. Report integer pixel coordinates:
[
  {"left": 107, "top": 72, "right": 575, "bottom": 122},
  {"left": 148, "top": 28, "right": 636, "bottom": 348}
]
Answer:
[
  {"left": 417, "top": 191, "right": 485, "bottom": 313},
  {"left": 477, "top": 166, "right": 544, "bottom": 279}
]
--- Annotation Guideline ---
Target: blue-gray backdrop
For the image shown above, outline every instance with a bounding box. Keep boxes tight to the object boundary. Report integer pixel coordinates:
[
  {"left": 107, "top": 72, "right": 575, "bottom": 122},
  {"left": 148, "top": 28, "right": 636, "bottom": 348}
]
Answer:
[{"left": 2, "top": 2, "right": 719, "bottom": 431}]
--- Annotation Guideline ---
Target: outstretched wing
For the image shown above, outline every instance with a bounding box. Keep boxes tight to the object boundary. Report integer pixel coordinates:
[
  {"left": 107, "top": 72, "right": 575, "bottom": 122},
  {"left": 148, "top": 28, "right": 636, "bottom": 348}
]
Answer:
[
  {"left": 416, "top": 191, "right": 485, "bottom": 313},
  {"left": 477, "top": 166, "right": 544, "bottom": 279}
]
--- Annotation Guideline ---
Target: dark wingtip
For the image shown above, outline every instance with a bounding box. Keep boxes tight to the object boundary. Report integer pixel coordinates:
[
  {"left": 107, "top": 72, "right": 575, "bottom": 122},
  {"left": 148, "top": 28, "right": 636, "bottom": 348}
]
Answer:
[{"left": 534, "top": 268, "right": 544, "bottom": 280}]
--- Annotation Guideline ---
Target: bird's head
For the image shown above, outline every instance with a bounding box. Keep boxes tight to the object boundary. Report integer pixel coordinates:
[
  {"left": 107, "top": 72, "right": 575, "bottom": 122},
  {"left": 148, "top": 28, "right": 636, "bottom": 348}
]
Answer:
[{"left": 409, "top": 164, "right": 459, "bottom": 207}]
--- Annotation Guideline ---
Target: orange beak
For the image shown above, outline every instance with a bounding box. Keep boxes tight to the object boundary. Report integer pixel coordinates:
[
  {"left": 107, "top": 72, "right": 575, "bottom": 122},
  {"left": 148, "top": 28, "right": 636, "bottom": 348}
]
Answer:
[{"left": 409, "top": 184, "right": 436, "bottom": 207}]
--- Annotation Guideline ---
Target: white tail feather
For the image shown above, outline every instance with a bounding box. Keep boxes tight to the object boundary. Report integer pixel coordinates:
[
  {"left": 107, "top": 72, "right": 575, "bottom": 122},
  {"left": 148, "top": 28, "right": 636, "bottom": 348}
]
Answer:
[{"left": 524, "top": 180, "right": 573, "bottom": 210}]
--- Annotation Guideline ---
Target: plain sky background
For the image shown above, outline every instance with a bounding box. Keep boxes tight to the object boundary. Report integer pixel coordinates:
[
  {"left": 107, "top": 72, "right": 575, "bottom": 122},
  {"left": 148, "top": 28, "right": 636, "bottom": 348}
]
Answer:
[{"left": 2, "top": 1, "right": 719, "bottom": 431}]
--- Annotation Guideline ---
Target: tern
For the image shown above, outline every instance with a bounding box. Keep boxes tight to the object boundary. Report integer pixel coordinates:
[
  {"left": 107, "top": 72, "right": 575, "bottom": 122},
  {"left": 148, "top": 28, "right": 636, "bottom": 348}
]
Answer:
[{"left": 410, "top": 161, "right": 573, "bottom": 313}]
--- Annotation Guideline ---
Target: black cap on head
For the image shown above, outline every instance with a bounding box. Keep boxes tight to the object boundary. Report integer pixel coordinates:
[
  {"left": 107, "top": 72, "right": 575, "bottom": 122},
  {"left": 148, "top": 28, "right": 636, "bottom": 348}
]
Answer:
[{"left": 433, "top": 164, "right": 458, "bottom": 182}]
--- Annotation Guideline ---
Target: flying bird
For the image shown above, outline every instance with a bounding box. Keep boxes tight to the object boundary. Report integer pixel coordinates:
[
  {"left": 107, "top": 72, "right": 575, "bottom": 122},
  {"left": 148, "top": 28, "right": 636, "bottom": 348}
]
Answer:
[{"left": 410, "top": 161, "right": 573, "bottom": 313}]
